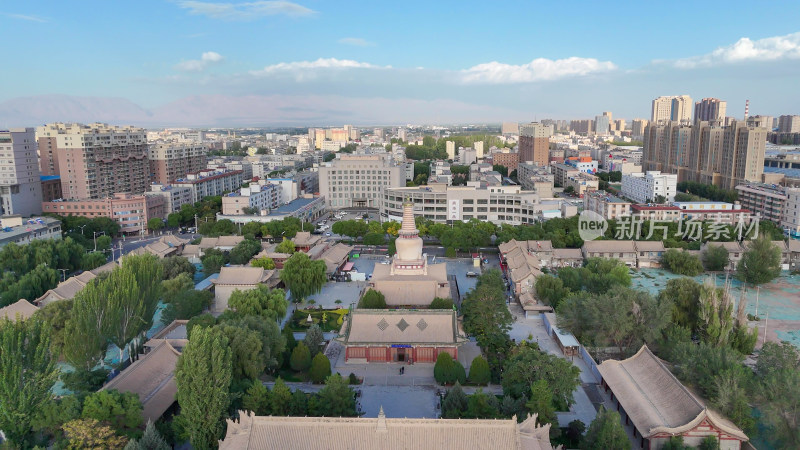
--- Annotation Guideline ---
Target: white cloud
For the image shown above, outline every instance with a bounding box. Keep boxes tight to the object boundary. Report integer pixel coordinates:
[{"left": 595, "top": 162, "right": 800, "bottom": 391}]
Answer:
[
  {"left": 671, "top": 32, "right": 800, "bottom": 68},
  {"left": 338, "top": 37, "right": 374, "bottom": 47},
  {"left": 460, "top": 57, "right": 616, "bottom": 84},
  {"left": 176, "top": 1, "right": 315, "bottom": 20},
  {"left": 250, "top": 58, "right": 387, "bottom": 80},
  {"left": 175, "top": 51, "right": 224, "bottom": 72},
  {"left": 2, "top": 12, "right": 47, "bottom": 22}
]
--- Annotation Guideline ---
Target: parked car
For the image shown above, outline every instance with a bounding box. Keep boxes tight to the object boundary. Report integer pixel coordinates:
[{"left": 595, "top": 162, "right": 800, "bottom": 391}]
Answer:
[
  {"left": 325, "top": 232, "right": 332, "bottom": 236},
  {"left": 466, "top": 272, "right": 479, "bottom": 277}
]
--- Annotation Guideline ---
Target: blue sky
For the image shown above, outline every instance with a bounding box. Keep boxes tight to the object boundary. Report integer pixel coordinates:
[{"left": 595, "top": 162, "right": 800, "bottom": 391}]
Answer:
[{"left": 1, "top": 1, "right": 800, "bottom": 126}]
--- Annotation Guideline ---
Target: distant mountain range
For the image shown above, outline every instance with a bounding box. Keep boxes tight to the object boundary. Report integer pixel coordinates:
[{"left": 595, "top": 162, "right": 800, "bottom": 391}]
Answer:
[{"left": 0, "top": 94, "right": 526, "bottom": 128}]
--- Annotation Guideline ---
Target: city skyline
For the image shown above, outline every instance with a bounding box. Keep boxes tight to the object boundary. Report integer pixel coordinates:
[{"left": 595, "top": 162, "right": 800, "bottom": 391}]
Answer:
[{"left": 2, "top": 1, "right": 800, "bottom": 126}]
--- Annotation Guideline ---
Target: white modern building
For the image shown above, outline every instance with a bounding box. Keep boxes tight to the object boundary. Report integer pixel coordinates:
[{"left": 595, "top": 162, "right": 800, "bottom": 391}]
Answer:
[
  {"left": 0, "top": 128, "right": 43, "bottom": 216},
  {"left": 319, "top": 154, "right": 405, "bottom": 209},
  {"left": 621, "top": 171, "right": 678, "bottom": 203},
  {"left": 0, "top": 215, "right": 61, "bottom": 248},
  {"left": 222, "top": 183, "right": 282, "bottom": 215},
  {"left": 172, "top": 169, "right": 244, "bottom": 203}
]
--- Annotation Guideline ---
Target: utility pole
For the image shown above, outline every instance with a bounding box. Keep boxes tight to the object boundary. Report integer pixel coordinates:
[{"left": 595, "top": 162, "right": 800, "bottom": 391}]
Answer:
[
  {"left": 58, "top": 268, "right": 68, "bottom": 282},
  {"left": 194, "top": 214, "right": 199, "bottom": 231},
  {"left": 755, "top": 286, "right": 760, "bottom": 317},
  {"left": 763, "top": 309, "right": 769, "bottom": 344}
]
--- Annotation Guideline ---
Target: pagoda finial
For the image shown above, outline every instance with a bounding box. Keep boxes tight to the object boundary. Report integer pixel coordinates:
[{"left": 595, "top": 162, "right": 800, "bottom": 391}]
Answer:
[{"left": 377, "top": 406, "right": 387, "bottom": 432}]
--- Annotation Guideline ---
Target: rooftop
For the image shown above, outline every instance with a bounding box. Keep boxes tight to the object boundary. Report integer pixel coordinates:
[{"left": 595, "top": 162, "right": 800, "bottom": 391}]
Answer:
[{"left": 269, "top": 197, "right": 319, "bottom": 215}]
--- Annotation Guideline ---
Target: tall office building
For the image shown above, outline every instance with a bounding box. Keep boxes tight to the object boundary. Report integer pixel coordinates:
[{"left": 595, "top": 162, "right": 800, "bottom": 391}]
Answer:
[
  {"left": 694, "top": 98, "right": 727, "bottom": 123},
  {"left": 148, "top": 142, "right": 208, "bottom": 185},
  {"left": 36, "top": 123, "right": 149, "bottom": 200},
  {"left": 518, "top": 122, "right": 553, "bottom": 166},
  {"left": 778, "top": 115, "right": 800, "bottom": 133},
  {"left": 0, "top": 128, "right": 43, "bottom": 216},
  {"left": 651, "top": 95, "right": 692, "bottom": 123}
]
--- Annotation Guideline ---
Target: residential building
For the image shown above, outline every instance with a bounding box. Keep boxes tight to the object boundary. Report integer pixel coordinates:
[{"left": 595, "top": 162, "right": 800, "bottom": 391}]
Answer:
[
  {"left": 783, "top": 188, "right": 800, "bottom": 236},
  {"left": 778, "top": 115, "right": 800, "bottom": 133},
  {"left": 221, "top": 184, "right": 282, "bottom": 215},
  {"left": 598, "top": 346, "right": 748, "bottom": 450},
  {"left": 491, "top": 150, "right": 519, "bottom": 171},
  {"left": 694, "top": 98, "right": 727, "bottom": 123},
  {"left": 631, "top": 119, "right": 649, "bottom": 139},
  {"left": 446, "top": 141, "right": 455, "bottom": 160},
  {"left": 621, "top": 171, "right": 677, "bottom": 203},
  {"left": 594, "top": 112, "right": 611, "bottom": 136},
  {"left": 564, "top": 172, "right": 599, "bottom": 197},
  {"left": 148, "top": 142, "right": 208, "bottom": 184},
  {"left": 630, "top": 205, "right": 681, "bottom": 222},
  {"left": 519, "top": 122, "right": 553, "bottom": 166},
  {"left": 0, "top": 128, "right": 43, "bottom": 216},
  {"left": 319, "top": 154, "right": 405, "bottom": 209},
  {"left": 0, "top": 215, "right": 61, "bottom": 248},
  {"left": 473, "top": 141, "right": 484, "bottom": 159},
  {"left": 501, "top": 122, "right": 519, "bottom": 135},
  {"left": 36, "top": 123, "right": 149, "bottom": 199},
  {"left": 582, "top": 240, "right": 637, "bottom": 266},
  {"left": 42, "top": 193, "right": 166, "bottom": 235},
  {"left": 146, "top": 184, "right": 193, "bottom": 214},
  {"left": 382, "top": 184, "right": 545, "bottom": 225},
  {"left": 517, "top": 163, "right": 554, "bottom": 195},
  {"left": 569, "top": 119, "right": 593, "bottom": 135},
  {"left": 171, "top": 169, "right": 243, "bottom": 203},
  {"left": 747, "top": 115, "right": 773, "bottom": 130},
  {"left": 735, "top": 183, "right": 786, "bottom": 224},
  {"left": 583, "top": 190, "right": 632, "bottom": 220},
  {"left": 459, "top": 148, "right": 477, "bottom": 165},
  {"left": 40, "top": 175, "right": 62, "bottom": 201},
  {"left": 719, "top": 121, "right": 768, "bottom": 190},
  {"left": 651, "top": 95, "right": 692, "bottom": 123}
]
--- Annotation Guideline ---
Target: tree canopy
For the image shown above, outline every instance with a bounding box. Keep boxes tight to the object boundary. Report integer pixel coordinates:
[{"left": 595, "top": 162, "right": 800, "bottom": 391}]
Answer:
[
  {"left": 280, "top": 252, "right": 327, "bottom": 302},
  {"left": 737, "top": 234, "right": 782, "bottom": 286}
]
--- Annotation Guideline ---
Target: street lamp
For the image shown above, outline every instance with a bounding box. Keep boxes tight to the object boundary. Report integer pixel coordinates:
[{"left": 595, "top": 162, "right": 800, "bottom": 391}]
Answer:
[
  {"left": 93, "top": 231, "right": 105, "bottom": 252},
  {"left": 57, "top": 268, "right": 68, "bottom": 282}
]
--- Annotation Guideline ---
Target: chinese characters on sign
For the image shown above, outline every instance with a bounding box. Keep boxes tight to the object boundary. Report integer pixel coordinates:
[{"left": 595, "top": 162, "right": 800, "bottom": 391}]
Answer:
[
  {"left": 612, "top": 214, "right": 760, "bottom": 242},
  {"left": 448, "top": 199, "right": 461, "bottom": 221}
]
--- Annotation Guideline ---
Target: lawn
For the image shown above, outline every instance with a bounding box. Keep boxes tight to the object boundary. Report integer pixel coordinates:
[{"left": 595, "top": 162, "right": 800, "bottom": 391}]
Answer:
[{"left": 287, "top": 308, "right": 348, "bottom": 332}]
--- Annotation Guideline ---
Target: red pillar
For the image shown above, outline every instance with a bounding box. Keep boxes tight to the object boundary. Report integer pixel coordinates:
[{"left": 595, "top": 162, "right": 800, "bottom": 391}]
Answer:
[{"left": 386, "top": 347, "right": 390, "bottom": 363}]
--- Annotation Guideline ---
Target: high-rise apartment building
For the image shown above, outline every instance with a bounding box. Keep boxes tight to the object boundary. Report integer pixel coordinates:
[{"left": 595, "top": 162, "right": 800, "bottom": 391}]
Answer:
[
  {"left": 36, "top": 123, "right": 149, "bottom": 200},
  {"left": 594, "top": 113, "right": 611, "bottom": 136},
  {"left": 518, "top": 122, "right": 553, "bottom": 166},
  {"left": 569, "top": 119, "right": 593, "bottom": 135},
  {"left": 694, "top": 98, "right": 727, "bottom": 123},
  {"left": 148, "top": 142, "right": 208, "bottom": 184},
  {"left": 446, "top": 141, "right": 455, "bottom": 160},
  {"left": 0, "top": 128, "right": 43, "bottom": 216},
  {"left": 651, "top": 95, "right": 692, "bottom": 123},
  {"left": 778, "top": 115, "right": 800, "bottom": 133},
  {"left": 643, "top": 120, "right": 766, "bottom": 189},
  {"left": 314, "top": 128, "right": 326, "bottom": 148},
  {"left": 631, "top": 119, "right": 649, "bottom": 138},
  {"left": 474, "top": 141, "right": 484, "bottom": 159},
  {"left": 319, "top": 154, "right": 405, "bottom": 209},
  {"left": 501, "top": 122, "right": 519, "bottom": 135}
]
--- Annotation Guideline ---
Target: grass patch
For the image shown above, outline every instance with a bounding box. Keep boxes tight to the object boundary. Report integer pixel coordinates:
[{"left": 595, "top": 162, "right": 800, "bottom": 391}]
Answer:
[{"left": 288, "top": 308, "right": 348, "bottom": 332}]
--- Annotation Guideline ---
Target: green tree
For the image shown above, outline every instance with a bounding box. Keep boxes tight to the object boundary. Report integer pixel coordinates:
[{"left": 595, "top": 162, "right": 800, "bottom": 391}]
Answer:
[
  {"left": 738, "top": 234, "right": 782, "bottom": 286},
  {"left": 167, "top": 213, "right": 181, "bottom": 228},
  {"left": 659, "top": 277, "right": 702, "bottom": 330},
  {"left": 310, "top": 374, "right": 357, "bottom": 417},
  {"left": 162, "top": 272, "right": 195, "bottom": 299},
  {"left": 82, "top": 389, "right": 143, "bottom": 435},
  {"left": 303, "top": 324, "right": 325, "bottom": 357},
  {"left": 661, "top": 249, "right": 704, "bottom": 276},
  {"left": 662, "top": 436, "right": 689, "bottom": 450},
  {"left": 358, "top": 289, "right": 387, "bottom": 308},
  {"left": 703, "top": 245, "right": 729, "bottom": 271},
  {"left": 227, "top": 285, "right": 288, "bottom": 320},
  {"left": 697, "top": 279, "right": 735, "bottom": 348},
  {"left": 175, "top": 326, "right": 233, "bottom": 450},
  {"left": 228, "top": 238, "right": 262, "bottom": 265},
  {"left": 433, "top": 352, "right": 466, "bottom": 385},
  {"left": 31, "top": 394, "right": 82, "bottom": 438},
  {"left": 201, "top": 248, "right": 227, "bottom": 277},
  {"left": 467, "top": 355, "right": 490, "bottom": 385},
  {"left": 501, "top": 343, "right": 581, "bottom": 411},
  {"left": 698, "top": 436, "right": 720, "bottom": 450},
  {"left": 81, "top": 251, "right": 108, "bottom": 270},
  {"left": 582, "top": 407, "right": 631, "bottom": 450},
  {"left": 251, "top": 256, "right": 276, "bottom": 269},
  {"left": 96, "top": 234, "right": 113, "bottom": 251},
  {"left": 362, "top": 232, "right": 386, "bottom": 245},
  {"left": 461, "top": 270, "right": 513, "bottom": 372},
  {"left": 566, "top": 420, "right": 586, "bottom": 448},
  {"left": 161, "top": 256, "right": 196, "bottom": 280},
  {"left": 289, "top": 390, "right": 308, "bottom": 416},
  {"left": 442, "top": 381, "right": 468, "bottom": 418},
  {"left": 270, "top": 378, "right": 293, "bottom": 415},
  {"left": 525, "top": 379, "right": 556, "bottom": 427},
  {"left": 0, "top": 317, "right": 58, "bottom": 444},
  {"left": 216, "top": 323, "right": 266, "bottom": 380},
  {"left": 429, "top": 297, "right": 454, "bottom": 309},
  {"left": 148, "top": 218, "right": 164, "bottom": 232},
  {"left": 290, "top": 341, "right": 312, "bottom": 372},
  {"left": 275, "top": 237, "right": 296, "bottom": 254},
  {"left": 461, "top": 389, "right": 500, "bottom": 419},
  {"left": 755, "top": 341, "right": 800, "bottom": 447},
  {"left": 124, "top": 419, "right": 170, "bottom": 450},
  {"left": 280, "top": 252, "right": 327, "bottom": 302},
  {"left": 309, "top": 352, "right": 332, "bottom": 383},
  {"left": 187, "top": 313, "right": 216, "bottom": 337},
  {"left": 62, "top": 418, "right": 128, "bottom": 450},
  {"left": 63, "top": 279, "right": 110, "bottom": 371},
  {"left": 105, "top": 267, "right": 148, "bottom": 363},
  {"left": 242, "top": 382, "right": 271, "bottom": 415},
  {"left": 535, "top": 274, "right": 571, "bottom": 309},
  {"left": 162, "top": 289, "right": 213, "bottom": 324}
]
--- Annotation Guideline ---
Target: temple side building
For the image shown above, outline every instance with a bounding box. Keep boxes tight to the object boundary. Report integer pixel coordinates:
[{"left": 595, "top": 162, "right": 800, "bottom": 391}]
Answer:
[
  {"left": 220, "top": 410, "right": 554, "bottom": 450},
  {"left": 368, "top": 201, "right": 450, "bottom": 306}
]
